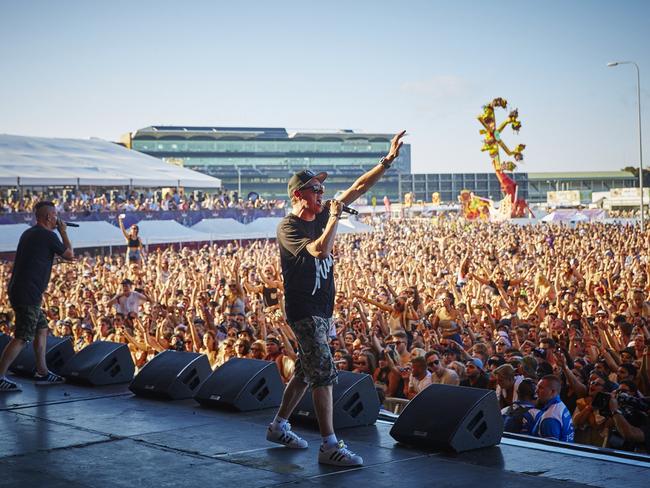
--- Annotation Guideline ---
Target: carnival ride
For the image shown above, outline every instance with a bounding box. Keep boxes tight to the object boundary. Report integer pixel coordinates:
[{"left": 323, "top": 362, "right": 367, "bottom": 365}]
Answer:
[{"left": 460, "top": 98, "right": 533, "bottom": 220}]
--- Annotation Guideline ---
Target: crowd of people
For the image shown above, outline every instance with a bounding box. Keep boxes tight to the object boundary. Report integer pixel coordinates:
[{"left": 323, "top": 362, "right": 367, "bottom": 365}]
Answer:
[
  {"left": 1, "top": 216, "right": 649, "bottom": 452},
  {"left": 0, "top": 188, "right": 284, "bottom": 214}
]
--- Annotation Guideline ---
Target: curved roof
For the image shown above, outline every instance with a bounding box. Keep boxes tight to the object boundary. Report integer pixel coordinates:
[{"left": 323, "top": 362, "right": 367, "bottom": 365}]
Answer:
[
  {"left": 0, "top": 134, "right": 221, "bottom": 188},
  {"left": 131, "top": 126, "right": 394, "bottom": 143}
]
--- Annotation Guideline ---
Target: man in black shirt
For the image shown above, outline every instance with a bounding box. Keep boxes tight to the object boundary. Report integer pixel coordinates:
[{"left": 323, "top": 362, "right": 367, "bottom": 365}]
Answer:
[
  {"left": 0, "top": 201, "right": 74, "bottom": 392},
  {"left": 266, "top": 130, "right": 406, "bottom": 466},
  {"left": 461, "top": 358, "right": 490, "bottom": 389}
]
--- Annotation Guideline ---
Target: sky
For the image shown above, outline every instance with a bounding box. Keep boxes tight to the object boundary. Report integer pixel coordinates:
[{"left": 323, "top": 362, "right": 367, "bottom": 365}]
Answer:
[{"left": 0, "top": 0, "right": 649, "bottom": 173}]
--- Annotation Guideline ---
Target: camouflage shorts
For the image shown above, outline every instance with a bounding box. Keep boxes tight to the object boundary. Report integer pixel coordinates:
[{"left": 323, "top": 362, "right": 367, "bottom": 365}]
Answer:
[
  {"left": 289, "top": 316, "right": 338, "bottom": 389},
  {"left": 13, "top": 305, "right": 48, "bottom": 342}
]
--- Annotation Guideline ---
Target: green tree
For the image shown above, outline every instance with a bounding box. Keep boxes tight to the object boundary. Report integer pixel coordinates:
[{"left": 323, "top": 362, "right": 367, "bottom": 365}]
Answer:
[{"left": 621, "top": 166, "right": 650, "bottom": 186}]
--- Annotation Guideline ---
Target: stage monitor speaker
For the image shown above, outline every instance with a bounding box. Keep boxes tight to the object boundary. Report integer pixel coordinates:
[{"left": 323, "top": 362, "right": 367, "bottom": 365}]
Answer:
[
  {"left": 291, "top": 371, "right": 380, "bottom": 429},
  {"left": 10, "top": 336, "right": 74, "bottom": 377},
  {"left": 390, "top": 384, "right": 504, "bottom": 452},
  {"left": 130, "top": 350, "right": 211, "bottom": 400},
  {"left": 194, "top": 358, "right": 283, "bottom": 411},
  {"left": 62, "top": 341, "right": 135, "bottom": 385}
]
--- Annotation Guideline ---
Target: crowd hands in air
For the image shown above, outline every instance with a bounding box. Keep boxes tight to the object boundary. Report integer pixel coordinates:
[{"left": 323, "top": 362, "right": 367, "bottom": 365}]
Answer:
[
  {"left": 0, "top": 188, "right": 284, "bottom": 214},
  {"left": 1, "top": 217, "right": 649, "bottom": 452}
]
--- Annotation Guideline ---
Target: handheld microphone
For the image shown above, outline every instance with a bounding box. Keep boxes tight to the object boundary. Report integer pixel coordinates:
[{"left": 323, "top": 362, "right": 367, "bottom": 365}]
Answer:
[
  {"left": 64, "top": 222, "right": 80, "bottom": 228},
  {"left": 325, "top": 200, "right": 359, "bottom": 216}
]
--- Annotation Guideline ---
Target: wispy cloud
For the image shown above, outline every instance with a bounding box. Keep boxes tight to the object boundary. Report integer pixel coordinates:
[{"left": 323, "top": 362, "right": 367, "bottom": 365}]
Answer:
[{"left": 400, "top": 75, "right": 470, "bottom": 99}]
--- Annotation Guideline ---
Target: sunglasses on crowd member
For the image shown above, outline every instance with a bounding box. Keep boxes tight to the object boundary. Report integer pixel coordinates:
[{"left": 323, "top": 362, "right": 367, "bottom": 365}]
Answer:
[
  {"left": 427, "top": 359, "right": 440, "bottom": 367},
  {"left": 300, "top": 184, "right": 325, "bottom": 194}
]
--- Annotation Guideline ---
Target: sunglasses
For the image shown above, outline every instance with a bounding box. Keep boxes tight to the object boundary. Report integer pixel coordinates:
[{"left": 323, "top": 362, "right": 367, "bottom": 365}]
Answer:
[
  {"left": 300, "top": 184, "right": 324, "bottom": 194},
  {"left": 427, "top": 360, "right": 440, "bottom": 366}
]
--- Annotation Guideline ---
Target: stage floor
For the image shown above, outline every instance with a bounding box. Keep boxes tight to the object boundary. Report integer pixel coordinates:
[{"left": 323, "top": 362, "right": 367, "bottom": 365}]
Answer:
[{"left": 1, "top": 376, "right": 648, "bottom": 488}]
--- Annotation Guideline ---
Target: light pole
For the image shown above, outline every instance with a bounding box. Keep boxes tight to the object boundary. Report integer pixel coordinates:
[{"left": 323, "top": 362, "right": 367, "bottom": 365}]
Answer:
[{"left": 608, "top": 61, "right": 644, "bottom": 231}]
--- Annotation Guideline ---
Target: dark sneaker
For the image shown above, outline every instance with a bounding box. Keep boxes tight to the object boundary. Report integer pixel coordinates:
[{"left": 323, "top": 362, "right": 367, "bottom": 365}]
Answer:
[
  {"left": 0, "top": 376, "right": 21, "bottom": 392},
  {"left": 34, "top": 371, "right": 65, "bottom": 386}
]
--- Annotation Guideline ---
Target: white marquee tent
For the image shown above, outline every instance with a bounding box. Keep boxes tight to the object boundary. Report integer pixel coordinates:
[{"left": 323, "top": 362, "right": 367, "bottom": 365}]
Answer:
[
  {"left": 191, "top": 218, "right": 250, "bottom": 240},
  {"left": 242, "top": 217, "right": 284, "bottom": 239},
  {"left": 0, "top": 217, "right": 375, "bottom": 252},
  {"left": 338, "top": 217, "right": 374, "bottom": 234},
  {"left": 65, "top": 222, "right": 126, "bottom": 249},
  {"left": 0, "top": 222, "right": 126, "bottom": 252},
  {"left": 135, "top": 220, "right": 213, "bottom": 245},
  {"left": 0, "top": 224, "right": 30, "bottom": 252},
  {"left": 0, "top": 134, "right": 221, "bottom": 188}
]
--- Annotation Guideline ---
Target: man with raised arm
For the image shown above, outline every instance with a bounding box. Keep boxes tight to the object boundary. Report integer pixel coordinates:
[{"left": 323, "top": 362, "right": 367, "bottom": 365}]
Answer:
[{"left": 265, "top": 130, "right": 406, "bottom": 466}]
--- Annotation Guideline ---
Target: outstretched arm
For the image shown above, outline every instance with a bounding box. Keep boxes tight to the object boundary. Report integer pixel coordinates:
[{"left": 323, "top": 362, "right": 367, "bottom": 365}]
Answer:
[
  {"left": 353, "top": 293, "right": 393, "bottom": 313},
  {"left": 338, "top": 130, "right": 406, "bottom": 206},
  {"left": 118, "top": 215, "right": 129, "bottom": 240}
]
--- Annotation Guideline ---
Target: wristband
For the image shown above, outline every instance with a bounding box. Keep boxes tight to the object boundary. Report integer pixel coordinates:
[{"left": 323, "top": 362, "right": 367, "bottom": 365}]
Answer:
[{"left": 379, "top": 156, "right": 393, "bottom": 169}]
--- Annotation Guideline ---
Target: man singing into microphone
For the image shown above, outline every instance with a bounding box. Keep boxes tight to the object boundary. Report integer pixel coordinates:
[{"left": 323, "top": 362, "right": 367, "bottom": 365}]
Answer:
[
  {"left": 0, "top": 201, "right": 74, "bottom": 392},
  {"left": 265, "top": 130, "right": 405, "bottom": 466}
]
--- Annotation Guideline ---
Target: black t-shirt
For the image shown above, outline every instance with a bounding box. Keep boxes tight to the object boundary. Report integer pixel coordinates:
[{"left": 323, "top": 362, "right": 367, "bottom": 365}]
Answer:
[
  {"left": 488, "top": 279, "right": 510, "bottom": 296},
  {"left": 460, "top": 373, "right": 490, "bottom": 389},
  {"left": 262, "top": 286, "right": 280, "bottom": 308},
  {"left": 277, "top": 209, "right": 334, "bottom": 322},
  {"left": 8, "top": 226, "right": 66, "bottom": 306}
]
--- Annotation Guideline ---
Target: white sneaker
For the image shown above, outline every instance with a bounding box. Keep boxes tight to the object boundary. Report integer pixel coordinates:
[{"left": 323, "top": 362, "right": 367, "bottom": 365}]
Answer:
[
  {"left": 318, "top": 440, "right": 363, "bottom": 466},
  {"left": 266, "top": 422, "right": 308, "bottom": 449}
]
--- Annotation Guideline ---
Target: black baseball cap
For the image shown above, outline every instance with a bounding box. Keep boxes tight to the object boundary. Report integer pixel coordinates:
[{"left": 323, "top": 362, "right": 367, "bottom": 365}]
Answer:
[{"left": 287, "top": 169, "right": 328, "bottom": 198}]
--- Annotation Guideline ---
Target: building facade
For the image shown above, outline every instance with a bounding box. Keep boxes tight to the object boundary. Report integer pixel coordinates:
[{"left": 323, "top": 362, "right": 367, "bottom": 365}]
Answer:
[
  {"left": 127, "top": 126, "right": 410, "bottom": 200},
  {"left": 398, "top": 172, "right": 529, "bottom": 203},
  {"left": 127, "top": 127, "right": 637, "bottom": 205},
  {"left": 526, "top": 172, "right": 637, "bottom": 203}
]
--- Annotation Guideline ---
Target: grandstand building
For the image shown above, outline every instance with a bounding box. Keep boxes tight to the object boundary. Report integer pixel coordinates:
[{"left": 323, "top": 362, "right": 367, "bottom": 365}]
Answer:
[
  {"left": 398, "top": 172, "right": 529, "bottom": 203},
  {"left": 125, "top": 126, "right": 637, "bottom": 205},
  {"left": 126, "top": 126, "right": 411, "bottom": 200},
  {"left": 526, "top": 171, "right": 637, "bottom": 203},
  {"left": 397, "top": 172, "right": 637, "bottom": 204}
]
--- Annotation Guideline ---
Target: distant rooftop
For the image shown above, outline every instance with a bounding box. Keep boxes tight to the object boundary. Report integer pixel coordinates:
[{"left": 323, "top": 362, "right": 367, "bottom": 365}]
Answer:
[
  {"left": 0, "top": 134, "right": 221, "bottom": 188},
  {"left": 528, "top": 171, "right": 635, "bottom": 180},
  {"left": 131, "top": 126, "right": 395, "bottom": 142}
]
